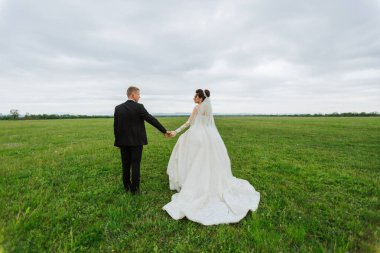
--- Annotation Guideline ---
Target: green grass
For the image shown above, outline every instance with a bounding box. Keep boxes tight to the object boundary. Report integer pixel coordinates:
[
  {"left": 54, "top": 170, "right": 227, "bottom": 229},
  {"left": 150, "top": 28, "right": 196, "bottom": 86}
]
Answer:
[{"left": 0, "top": 117, "right": 379, "bottom": 252}]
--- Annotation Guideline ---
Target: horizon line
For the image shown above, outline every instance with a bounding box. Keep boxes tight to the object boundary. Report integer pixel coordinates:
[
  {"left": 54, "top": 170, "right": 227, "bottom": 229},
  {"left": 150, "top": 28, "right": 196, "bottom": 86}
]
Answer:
[{"left": 2, "top": 111, "right": 379, "bottom": 117}]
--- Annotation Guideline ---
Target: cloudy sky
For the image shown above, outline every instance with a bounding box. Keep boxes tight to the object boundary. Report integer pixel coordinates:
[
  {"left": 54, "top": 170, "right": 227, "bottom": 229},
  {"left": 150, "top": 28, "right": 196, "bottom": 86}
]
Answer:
[{"left": 1, "top": 0, "right": 379, "bottom": 115}]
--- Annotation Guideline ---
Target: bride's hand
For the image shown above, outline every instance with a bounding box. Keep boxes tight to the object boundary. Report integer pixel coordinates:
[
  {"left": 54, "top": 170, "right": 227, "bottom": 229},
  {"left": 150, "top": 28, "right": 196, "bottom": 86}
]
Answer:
[{"left": 170, "top": 131, "right": 177, "bottom": 137}]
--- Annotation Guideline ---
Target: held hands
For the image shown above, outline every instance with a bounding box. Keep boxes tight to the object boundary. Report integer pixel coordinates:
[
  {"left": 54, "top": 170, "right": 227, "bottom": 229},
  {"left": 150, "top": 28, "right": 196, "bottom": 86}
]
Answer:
[{"left": 165, "top": 131, "right": 177, "bottom": 138}]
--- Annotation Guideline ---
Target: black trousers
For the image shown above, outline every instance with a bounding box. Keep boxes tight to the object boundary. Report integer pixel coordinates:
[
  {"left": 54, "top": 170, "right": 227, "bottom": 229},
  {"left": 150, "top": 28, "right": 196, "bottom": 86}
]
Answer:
[{"left": 120, "top": 146, "right": 143, "bottom": 193}]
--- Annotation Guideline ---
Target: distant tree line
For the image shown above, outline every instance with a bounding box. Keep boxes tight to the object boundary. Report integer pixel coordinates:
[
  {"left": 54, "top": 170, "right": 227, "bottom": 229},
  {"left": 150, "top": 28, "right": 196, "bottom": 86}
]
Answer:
[
  {"left": 0, "top": 110, "right": 112, "bottom": 120},
  {"left": 257, "top": 112, "right": 380, "bottom": 117},
  {"left": 0, "top": 110, "right": 378, "bottom": 120}
]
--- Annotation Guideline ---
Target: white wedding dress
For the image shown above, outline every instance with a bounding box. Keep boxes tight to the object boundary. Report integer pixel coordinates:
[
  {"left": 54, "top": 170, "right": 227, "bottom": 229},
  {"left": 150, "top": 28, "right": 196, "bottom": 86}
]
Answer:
[{"left": 162, "top": 97, "right": 260, "bottom": 225}]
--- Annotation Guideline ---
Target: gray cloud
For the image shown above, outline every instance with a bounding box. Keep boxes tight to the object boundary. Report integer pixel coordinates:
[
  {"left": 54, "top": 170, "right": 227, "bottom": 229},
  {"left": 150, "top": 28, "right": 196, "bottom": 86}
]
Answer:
[{"left": 1, "top": 0, "right": 379, "bottom": 115}]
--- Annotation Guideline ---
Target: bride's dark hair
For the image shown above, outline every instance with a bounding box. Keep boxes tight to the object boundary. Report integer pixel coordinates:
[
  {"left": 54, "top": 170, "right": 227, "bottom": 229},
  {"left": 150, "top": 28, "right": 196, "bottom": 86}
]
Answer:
[{"left": 195, "top": 89, "right": 210, "bottom": 101}]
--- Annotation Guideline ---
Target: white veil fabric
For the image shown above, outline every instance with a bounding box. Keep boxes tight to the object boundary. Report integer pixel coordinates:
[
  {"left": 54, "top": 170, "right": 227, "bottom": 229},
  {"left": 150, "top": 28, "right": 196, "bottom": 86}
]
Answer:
[
  {"left": 193, "top": 97, "right": 215, "bottom": 127},
  {"left": 163, "top": 96, "right": 260, "bottom": 225}
]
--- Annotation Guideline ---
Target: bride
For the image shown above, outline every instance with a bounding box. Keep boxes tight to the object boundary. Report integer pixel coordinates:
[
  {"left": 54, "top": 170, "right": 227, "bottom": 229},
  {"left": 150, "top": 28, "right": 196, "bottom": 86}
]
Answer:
[{"left": 163, "top": 89, "right": 260, "bottom": 225}]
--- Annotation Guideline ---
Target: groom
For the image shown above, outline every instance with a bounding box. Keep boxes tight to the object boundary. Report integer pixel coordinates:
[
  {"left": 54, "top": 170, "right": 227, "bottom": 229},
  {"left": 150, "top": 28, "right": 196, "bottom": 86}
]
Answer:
[{"left": 114, "top": 86, "right": 170, "bottom": 195}]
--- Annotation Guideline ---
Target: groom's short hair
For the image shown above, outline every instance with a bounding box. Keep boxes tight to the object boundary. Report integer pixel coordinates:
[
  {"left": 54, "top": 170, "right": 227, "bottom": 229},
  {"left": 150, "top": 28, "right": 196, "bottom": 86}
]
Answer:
[{"left": 127, "top": 86, "right": 140, "bottom": 97}]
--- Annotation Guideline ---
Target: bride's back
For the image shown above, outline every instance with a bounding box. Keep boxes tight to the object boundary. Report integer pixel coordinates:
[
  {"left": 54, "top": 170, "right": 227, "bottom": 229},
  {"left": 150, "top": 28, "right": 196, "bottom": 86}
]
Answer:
[{"left": 192, "top": 98, "right": 215, "bottom": 127}]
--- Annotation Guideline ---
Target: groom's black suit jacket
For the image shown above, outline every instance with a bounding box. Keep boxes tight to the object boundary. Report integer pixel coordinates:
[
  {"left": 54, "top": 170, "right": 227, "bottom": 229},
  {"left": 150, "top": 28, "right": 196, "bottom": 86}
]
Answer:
[{"left": 114, "top": 100, "right": 167, "bottom": 147}]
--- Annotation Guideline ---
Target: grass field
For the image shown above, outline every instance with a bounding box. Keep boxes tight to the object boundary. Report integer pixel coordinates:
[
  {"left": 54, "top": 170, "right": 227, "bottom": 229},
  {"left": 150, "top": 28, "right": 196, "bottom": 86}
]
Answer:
[{"left": 0, "top": 117, "right": 379, "bottom": 252}]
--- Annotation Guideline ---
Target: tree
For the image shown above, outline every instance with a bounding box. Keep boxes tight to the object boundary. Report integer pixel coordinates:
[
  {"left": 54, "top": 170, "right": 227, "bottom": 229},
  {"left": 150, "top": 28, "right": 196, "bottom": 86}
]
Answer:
[{"left": 10, "top": 109, "right": 20, "bottom": 119}]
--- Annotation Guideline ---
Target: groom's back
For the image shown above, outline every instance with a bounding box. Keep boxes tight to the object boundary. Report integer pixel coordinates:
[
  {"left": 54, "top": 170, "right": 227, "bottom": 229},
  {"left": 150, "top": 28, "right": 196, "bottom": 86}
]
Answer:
[{"left": 114, "top": 101, "right": 147, "bottom": 147}]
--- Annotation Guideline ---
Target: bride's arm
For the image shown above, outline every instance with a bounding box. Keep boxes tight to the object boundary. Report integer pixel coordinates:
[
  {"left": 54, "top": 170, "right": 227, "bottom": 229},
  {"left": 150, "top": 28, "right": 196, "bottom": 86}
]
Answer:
[{"left": 172, "top": 105, "right": 199, "bottom": 135}]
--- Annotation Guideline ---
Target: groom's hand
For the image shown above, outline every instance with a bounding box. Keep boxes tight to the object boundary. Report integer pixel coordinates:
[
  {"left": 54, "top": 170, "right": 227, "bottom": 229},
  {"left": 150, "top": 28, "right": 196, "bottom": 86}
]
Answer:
[
  {"left": 164, "top": 131, "right": 172, "bottom": 138},
  {"left": 164, "top": 131, "right": 176, "bottom": 138}
]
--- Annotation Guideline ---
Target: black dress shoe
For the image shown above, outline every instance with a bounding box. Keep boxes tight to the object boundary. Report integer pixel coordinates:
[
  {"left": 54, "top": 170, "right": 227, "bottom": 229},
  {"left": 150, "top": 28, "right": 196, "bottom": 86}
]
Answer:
[
  {"left": 132, "top": 189, "right": 148, "bottom": 195},
  {"left": 131, "top": 189, "right": 140, "bottom": 195}
]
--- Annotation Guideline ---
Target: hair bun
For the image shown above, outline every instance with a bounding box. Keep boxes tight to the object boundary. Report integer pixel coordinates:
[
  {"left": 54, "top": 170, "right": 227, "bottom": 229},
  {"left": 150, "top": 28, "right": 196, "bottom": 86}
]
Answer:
[{"left": 204, "top": 89, "right": 210, "bottom": 97}]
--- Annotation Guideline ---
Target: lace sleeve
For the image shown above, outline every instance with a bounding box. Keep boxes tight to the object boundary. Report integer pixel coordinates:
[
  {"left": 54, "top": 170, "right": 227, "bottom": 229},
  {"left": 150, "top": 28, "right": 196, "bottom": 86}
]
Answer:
[{"left": 175, "top": 105, "right": 199, "bottom": 133}]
